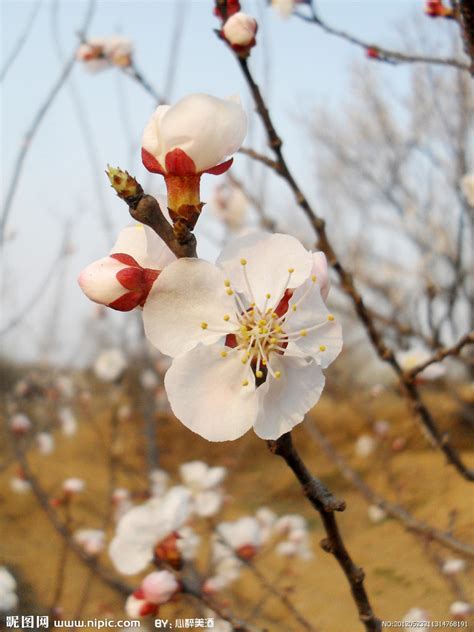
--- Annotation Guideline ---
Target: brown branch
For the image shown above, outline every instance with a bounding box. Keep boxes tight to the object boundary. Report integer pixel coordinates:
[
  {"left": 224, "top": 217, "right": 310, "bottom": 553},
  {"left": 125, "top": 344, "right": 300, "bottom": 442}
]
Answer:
[
  {"left": 294, "top": 4, "right": 471, "bottom": 72},
  {"left": 268, "top": 432, "right": 381, "bottom": 632},
  {"left": 238, "top": 147, "right": 282, "bottom": 171},
  {"left": 304, "top": 422, "right": 474, "bottom": 559},
  {"left": 230, "top": 52, "right": 474, "bottom": 481},
  {"left": 407, "top": 332, "right": 474, "bottom": 378},
  {"left": 456, "top": 0, "right": 474, "bottom": 71}
]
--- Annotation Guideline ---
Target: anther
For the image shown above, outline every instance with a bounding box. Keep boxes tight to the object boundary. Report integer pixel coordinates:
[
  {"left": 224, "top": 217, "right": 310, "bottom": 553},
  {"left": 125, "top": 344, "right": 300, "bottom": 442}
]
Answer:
[
  {"left": 242, "top": 379, "right": 249, "bottom": 386},
  {"left": 266, "top": 293, "right": 271, "bottom": 299},
  {"left": 327, "top": 314, "right": 335, "bottom": 321},
  {"left": 311, "top": 275, "right": 317, "bottom": 282},
  {"left": 220, "top": 351, "right": 228, "bottom": 358},
  {"left": 256, "top": 370, "right": 263, "bottom": 378},
  {"left": 223, "top": 314, "right": 230, "bottom": 321},
  {"left": 288, "top": 268, "right": 295, "bottom": 273},
  {"left": 200, "top": 322, "right": 208, "bottom": 330},
  {"left": 226, "top": 289, "right": 234, "bottom": 296},
  {"left": 240, "top": 258, "right": 247, "bottom": 266},
  {"left": 224, "top": 280, "right": 231, "bottom": 287},
  {"left": 275, "top": 371, "right": 281, "bottom": 379},
  {"left": 292, "top": 305, "right": 297, "bottom": 312},
  {"left": 319, "top": 345, "right": 327, "bottom": 352},
  {"left": 300, "top": 330, "right": 307, "bottom": 337}
]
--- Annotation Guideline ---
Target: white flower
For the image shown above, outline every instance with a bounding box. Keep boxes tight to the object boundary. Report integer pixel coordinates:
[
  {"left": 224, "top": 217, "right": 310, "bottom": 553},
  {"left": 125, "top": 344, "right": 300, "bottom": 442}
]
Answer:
[
  {"left": 76, "top": 36, "right": 132, "bottom": 72},
  {"left": 58, "top": 407, "right": 77, "bottom": 436},
  {"left": 355, "top": 434, "right": 376, "bottom": 458},
  {"left": 216, "top": 516, "right": 262, "bottom": 558},
  {"left": 449, "top": 601, "right": 472, "bottom": 618},
  {"left": 403, "top": 608, "right": 431, "bottom": 630},
  {"left": 55, "top": 375, "right": 75, "bottom": 399},
  {"left": 176, "top": 526, "right": 200, "bottom": 561},
  {"left": 180, "top": 461, "right": 226, "bottom": 517},
  {"left": 276, "top": 526, "right": 313, "bottom": 560},
  {"left": 255, "top": 507, "right": 277, "bottom": 542},
  {"left": 94, "top": 348, "right": 127, "bottom": 382},
  {"left": 109, "top": 486, "right": 191, "bottom": 575},
  {"left": 74, "top": 529, "right": 105, "bottom": 556},
  {"left": 143, "top": 232, "right": 341, "bottom": 441},
  {"left": 36, "top": 432, "right": 55, "bottom": 455},
  {"left": 9, "top": 413, "right": 31, "bottom": 434},
  {"left": 461, "top": 173, "right": 474, "bottom": 207},
  {"left": 223, "top": 12, "right": 258, "bottom": 47},
  {"left": 397, "top": 348, "right": 445, "bottom": 381},
  {"left": 142, "top": 94, "right": 247, "bottom": 176},
  {"left": 79, "top": 225, "right": 175, "bottom": 312},
  {"left": 204, "top": 544, "right": 243, "bottom": 593},
  {"left": 442, "top": 558, "right": 466, "bottom": 575},
  {"left": 271, "top": 0, "right": 295, "bottom": 18},
  {"left": 0, "top": 567, "right": 18, "bottom": 612},
  {"left": 125, "top": 570, "right": 179, "bottom": 618},
  {"left": 212, "top": 183, "right": 248, "bottom": 232},
  {"left": 368, "top": 505, "right": 387, "bottom": 524},
  {"left": 274, "top": 514, "right": 307, "bottom": 535},
  {"left": 63, "top": 478, "right": 85, "bottom": 494},
  {"left": 140, "top": 369, "right": 159, "bottom": 390},
  {"left": 149, "top": 469, "right": 170, "bottom": 497},
  {"left": 373, "top": 419, "right": 391, "bottom": 438},
  {"left": 10, "top": 476, "right": 31, "bottom": 494}
]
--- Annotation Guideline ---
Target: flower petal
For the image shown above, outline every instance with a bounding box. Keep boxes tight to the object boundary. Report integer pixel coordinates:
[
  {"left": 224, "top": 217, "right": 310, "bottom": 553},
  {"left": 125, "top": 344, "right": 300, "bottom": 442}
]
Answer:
[
  {"left": 286, "top": 281, "right": 342, "bottom": 368},
  {"left": 217, "top": 232, "right": 313, "bottom": 312},
  {"left": 312, "top": 251, "right": 330, "bottom": 301},
  {"left": 143, "top": 258, "right": 238, "bottom": 357},
  {"left": 111, "top": 225, "right": 175, "bottom": 270},
  {"left": 142, "top": 105, "right": 171, "bottom": 168},
  {"left": 164, "top": 344, "right": 258, "bottom": 441},
  {"left": 78, "top": 257, "right": 125, "bottom": 305},
  {"left": 158, "top": 94, "right": 247, "bottom": 173},
  {"left": 253, "top": 356, "right": 325, "bottom": 440}
]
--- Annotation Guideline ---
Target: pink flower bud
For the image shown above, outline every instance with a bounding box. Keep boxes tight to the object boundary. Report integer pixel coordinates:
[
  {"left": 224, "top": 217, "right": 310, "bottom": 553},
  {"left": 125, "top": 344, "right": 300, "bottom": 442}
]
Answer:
[
  {"left": 141, "top": 571, "right": 179, "bottom": 604},
  {"left": 9, "top": 413, "right": 32, "bottom": 435},
  {"left": 222, "top": 12, "right": 258, "bottom": 49}
]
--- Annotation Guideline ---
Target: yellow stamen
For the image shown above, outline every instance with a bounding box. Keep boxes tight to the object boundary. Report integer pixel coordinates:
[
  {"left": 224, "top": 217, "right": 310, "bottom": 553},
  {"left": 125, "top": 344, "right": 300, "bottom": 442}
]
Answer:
[
  {"left": 266, "top": 293, "right": 271, "bottom": 299},
  {"left": 200, "top": 322, "right": 208, "bottom": 330},
  {"left": 327, "top": 314, "right": 335, "bottom": 321},
  {"left": 288, "top": 267, "right": 295, "bottom": 273},
  {"left": 242, "top": 379, "right": 249, "bottom": 386},
  {"left": 220, "top": 351, "right": 228, "bottom": 358},
  {"left": 311, "top": 275, "right": 317, "bottom": 282},
  {"left": 319, "top": 345, "right": 327, "bottom": 352},
  {"left": 275, "top": 371, "right": 281, "bottom": 379},
  {"left": 292, "top": 305, "right": 297, "bottom": 312},
  {"left": 223, "top": 314, "right": 230, "bottom": 321},
  {"left": 224, "top": 280, "right": 231, "bottom": 287},
  {"left": 240, "top": 258, "right": 247, "bottom": 266},
  {"left": 300, "top": 330, "right": 307, "bottom": 337},
  {"left": 256, "top": 370, "right": 263, "bottom": 378},
  {"left": 226, "top": 289, "right": 234, "bottom": 296}
]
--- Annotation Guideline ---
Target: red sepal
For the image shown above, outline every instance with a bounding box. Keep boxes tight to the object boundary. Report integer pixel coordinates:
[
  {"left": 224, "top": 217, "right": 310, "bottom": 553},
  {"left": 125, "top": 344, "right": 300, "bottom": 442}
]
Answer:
[
  {"left": 165, "top": 148, "right": 197, "bottom": 176},
  {"left": 142, "top": 148, "right": 166, "bottom": 174},
  {"left": 205, "top": 158, "right": 233, "bottom": 176},
  {"left": 274, "top": 289, "right": 293, "bottom": 317},
  {"left": 116, "top": 267, "right": 145, "bottom": 291},
  {"left": 139, "top": 602, "right": 159, "bottom": 617},
  {"left": 110, "top": 253, "right": 141, "bottom": 267},
  {"left": 133, "top": 589, "right": 145, "bottom": 600},
  {"left": 109, "top": 292, "right": 143, "bottom": 312}
]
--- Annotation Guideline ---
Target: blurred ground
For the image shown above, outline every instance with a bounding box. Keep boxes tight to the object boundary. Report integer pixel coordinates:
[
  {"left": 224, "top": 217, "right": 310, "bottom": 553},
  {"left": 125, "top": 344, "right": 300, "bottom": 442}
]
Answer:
[{"left": 1, "top": 377, "right": 473, "bottom": 632}]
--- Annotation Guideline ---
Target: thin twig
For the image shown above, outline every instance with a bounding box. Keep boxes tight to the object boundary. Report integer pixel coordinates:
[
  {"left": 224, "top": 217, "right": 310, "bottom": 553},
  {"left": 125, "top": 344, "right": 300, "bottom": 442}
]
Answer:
[
  {"left": 407, "top": 332, "right": 474, "bottom": 378},
  {"left": 0, "top": 0, "right": 42, "bottom": 82},
  {"left": 304, "top": 421, "right": 474, "bottom": 558},
  {"left": 268, "top": 432, "right": 381, "bottom": 632}
]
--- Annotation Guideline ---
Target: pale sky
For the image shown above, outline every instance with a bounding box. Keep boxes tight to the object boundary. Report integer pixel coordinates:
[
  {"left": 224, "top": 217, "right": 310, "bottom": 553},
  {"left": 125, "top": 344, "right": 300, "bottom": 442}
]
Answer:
[{"left": 1, "top": 0, "right": 453, "bottom": 365}]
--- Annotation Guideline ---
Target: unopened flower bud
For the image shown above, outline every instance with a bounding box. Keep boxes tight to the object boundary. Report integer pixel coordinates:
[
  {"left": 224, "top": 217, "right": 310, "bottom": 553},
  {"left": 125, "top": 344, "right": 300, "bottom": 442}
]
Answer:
[
  {"left": 222, "top": 13, "right": 258, "bottom": 56},
  {"left": 106, "top": 167, "right": 143, "bottom": 202}
]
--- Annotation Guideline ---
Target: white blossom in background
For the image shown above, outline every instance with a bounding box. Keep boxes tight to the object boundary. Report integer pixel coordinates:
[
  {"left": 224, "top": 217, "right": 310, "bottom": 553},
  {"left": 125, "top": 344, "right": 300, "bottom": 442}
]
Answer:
[
  {"left": 217, "top": 516, "right": 262, "bottom": 559},
  {"left": 255, "top": 507, "right": 277, "bottom": 543},
  {"left": 274, "top": 514, "right": 313, "bottom": 559},
  {"left": 449, "top": 601, "right": 472, "bottom": 618},
  {"left": 74, "top": 529, "right": 105, "bottom": 556},
  {"left": 125, "top": 571, "right": 179, "bottom": 618},
  {"left": 397, "top": 348, "right": 445, "bottom": 381},
  {"left": 10, "top": 475, "right": 31, "bottom": 494},
  {"left": 368, "top": 505, "right": 387, "bottom": 524},
  {"left": 94, "top": 348, "right": 127, "bottom": 382},
  {"left": 460, "top": 173, "right": 474, "bottom": 207},
  {"left": 180, "top": 461, "right": 227, "bottom": 517},
  {"left": 403, "top": 608, "right": 431, "bottom": 630},
  {"left": 442, "top": 558, "right": 466, "bottom": 575},
  {"left": 76, "top": 36, "right": 132, "bottom": 72},
  {"left": 36, "top": 432, "right": 55, "bottom": 455},
  {"left": 109, "top": 487, "right": 191, "bottom": 575},
  {"left": 140, "top": 369, "right": 159, "bottom": 390},
  {"left": 143, "top": 232, "right": 342, "bottom": 441},
  {"left": 204, "top": 543, "right": 243, "bottom": 593},
  {"left": 79, "top": 225, "right": 176, "bottom": 312},
  {"left": 211, "top": 183, "right": 248, "bottom": 232},
  {"left": 63, "top": 478, "right": 85, "bottom": 494},
  {"left": 0, "top": 567, "right": 18, "bottom": 612},
  {"left": 55, "top": 374, "right": 75, "bottom": 399},
  {"left": 149, "top": 469, "right": 170, "bottom": 498},
  {"left": 373, "top": 419, "right": 391, "bottom": 438},
  {"left": 9, "top": 413, "right": 31, "bottom": 435},
  {"left": 112, "top": 488, "right": 134, "bottom": 522},
  {"left": 355, "top": 434, "right": 376, "bottom": 458},
  {"left": 58, "top": 407, "right": 77, "bottom": 436},
  {"left": 271, "top": 0, "right": 296, "bottom": 18}
]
